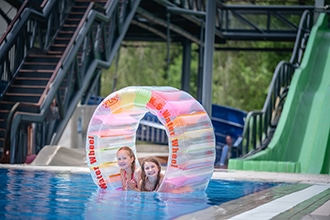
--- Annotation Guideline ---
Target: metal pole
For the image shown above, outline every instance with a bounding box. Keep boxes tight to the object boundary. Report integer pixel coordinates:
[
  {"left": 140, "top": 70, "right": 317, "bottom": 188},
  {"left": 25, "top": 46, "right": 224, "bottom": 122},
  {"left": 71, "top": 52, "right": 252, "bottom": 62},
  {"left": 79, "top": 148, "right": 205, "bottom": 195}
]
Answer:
[
  {"left": 202, "top": 0, "right": 216, "bottom": 116},
  {"left": 314, "top": 0, "right": 325, "bottom": 23},
  {"left": 181, "top": 39, "right": 191, "bottom": 93}
]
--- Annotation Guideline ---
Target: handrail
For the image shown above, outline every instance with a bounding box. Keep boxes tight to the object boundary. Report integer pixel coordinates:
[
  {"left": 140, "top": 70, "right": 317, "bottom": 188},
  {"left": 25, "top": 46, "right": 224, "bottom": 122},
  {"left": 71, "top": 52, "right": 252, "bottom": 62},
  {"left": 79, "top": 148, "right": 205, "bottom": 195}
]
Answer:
[
  {"left": 0, "top": 0, "right": 73, "bottom": 97},
  {"left": 211, "top": 117, "right": 244, "bottom": 129},
  {"left": 0, "top": 0, "right": 51, "bottom": 48},
  {"left": 240, "top": 10, "right": 313, "bottom": 156},
  {"left": 0, "top": 0, "right": 76, "bottom": 163},
  {"left": 160, "top": 0, "right": 314, "bottom": 41},
  {"left": 41, "top": 0, "right": 50, "bottom": 8},
  {"left": 0, "top": 1, "right": 29, "bottom": 44},
  {"left": 9, "top": 0, "right": 141, "bottom": 163},
  {"left": 38, "top": 0, "right": 124, "bottom": 111},
  {"left": 38, "top": 0, "right": 139, "bottom": 111},
  {"left": 0, "top": 102, "right": 20, "bottom": 163},
  {"left": 38, "top": 3, "right": 95, "bottom": 106},
  {"left": 290, "top": 11, "right": 314, "bottom": 65}
]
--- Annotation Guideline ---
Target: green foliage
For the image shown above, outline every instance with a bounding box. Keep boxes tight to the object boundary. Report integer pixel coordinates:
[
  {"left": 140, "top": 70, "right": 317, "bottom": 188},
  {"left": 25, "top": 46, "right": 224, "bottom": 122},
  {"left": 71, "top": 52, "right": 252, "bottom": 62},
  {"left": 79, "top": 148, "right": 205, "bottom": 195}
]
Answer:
[
  {"left": 213, "top": 41, "right": 292, "bottom": 111},
  {"left": 101, "top": 41, "right": 292, "bottom": 112},
  {"left": 101, "top": 42, "right": 182, "bottom": 96}
]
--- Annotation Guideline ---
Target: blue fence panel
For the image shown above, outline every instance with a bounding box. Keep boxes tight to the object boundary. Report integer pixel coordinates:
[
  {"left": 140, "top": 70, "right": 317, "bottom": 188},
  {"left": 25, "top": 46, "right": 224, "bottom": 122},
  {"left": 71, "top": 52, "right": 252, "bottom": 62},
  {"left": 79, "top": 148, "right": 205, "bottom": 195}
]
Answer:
[{"left": 136, "top": 112, "right": 168, "bottom": 145}]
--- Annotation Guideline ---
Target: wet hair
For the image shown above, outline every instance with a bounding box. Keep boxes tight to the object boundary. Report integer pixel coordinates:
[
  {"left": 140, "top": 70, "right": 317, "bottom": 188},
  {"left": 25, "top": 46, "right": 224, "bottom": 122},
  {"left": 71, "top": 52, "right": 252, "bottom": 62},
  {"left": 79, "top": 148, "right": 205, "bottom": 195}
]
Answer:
[
  {"left": 117, "top": 146, "right": 136, "bottom": 173},
  {"left": 140, "top": 157, "right": 162, "bottom": 192}
]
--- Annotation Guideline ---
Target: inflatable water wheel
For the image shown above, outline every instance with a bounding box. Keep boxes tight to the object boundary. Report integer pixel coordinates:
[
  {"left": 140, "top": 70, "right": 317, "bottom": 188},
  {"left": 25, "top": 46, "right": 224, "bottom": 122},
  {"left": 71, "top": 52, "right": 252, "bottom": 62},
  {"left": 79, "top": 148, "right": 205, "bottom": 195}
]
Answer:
[{"left": 86, "top": 86, "right": 215, "bottom": 192}]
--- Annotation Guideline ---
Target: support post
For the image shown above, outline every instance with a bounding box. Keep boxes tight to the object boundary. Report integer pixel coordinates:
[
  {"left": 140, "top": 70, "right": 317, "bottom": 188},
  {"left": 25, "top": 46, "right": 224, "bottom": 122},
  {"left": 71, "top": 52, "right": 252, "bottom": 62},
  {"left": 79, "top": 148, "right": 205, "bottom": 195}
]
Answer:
[
  {"left": 202, "top": 0, "right": 216, "bottom": 116},
  {"left": 181, "top": 39, "right": 191, "bottom": 93},
  {"left": 314, "top": 0, "right": 325, "bottom": 23}
]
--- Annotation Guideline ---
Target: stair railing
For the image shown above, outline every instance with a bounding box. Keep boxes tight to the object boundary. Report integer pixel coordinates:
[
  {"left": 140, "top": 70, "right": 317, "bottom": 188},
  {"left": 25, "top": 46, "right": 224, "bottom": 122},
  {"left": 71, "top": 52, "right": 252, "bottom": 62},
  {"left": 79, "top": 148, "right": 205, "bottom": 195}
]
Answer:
[
  {"left": 9, "top": 0, "right": 141, "bottom": 163},
  {"left": 0, "top": 0, "right": 74, "bottom": 96},
  {"left": 0, "top": 102, "right": 20, "bottom": 163},
  {"left": 240, "top": 10, "right": 313, "bottom": 156}
]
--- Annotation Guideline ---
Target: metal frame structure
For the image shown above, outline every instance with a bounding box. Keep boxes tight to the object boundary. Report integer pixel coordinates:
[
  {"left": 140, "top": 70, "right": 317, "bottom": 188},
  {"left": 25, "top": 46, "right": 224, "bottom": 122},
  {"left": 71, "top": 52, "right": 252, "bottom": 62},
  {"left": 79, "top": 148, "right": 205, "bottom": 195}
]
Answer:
[{"left": 0, "top": 0, "right": 324, "bottom": 163}]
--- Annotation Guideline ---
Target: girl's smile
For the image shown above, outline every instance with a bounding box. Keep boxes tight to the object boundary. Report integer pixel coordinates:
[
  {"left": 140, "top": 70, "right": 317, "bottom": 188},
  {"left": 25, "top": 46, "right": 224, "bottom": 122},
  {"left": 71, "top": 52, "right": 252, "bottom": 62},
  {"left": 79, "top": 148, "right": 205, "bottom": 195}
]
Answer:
[
  {"left": 117, "top": 150, "right": 134, "bottom": 170},
  {"left": 143, "top": 161, "right": 159, "bottom": 177}
]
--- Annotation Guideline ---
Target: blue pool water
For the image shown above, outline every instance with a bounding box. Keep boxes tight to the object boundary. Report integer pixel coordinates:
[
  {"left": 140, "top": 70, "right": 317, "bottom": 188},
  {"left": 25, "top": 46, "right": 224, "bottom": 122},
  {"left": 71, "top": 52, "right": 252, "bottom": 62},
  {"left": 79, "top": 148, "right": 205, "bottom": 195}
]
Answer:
[{"left": 0, "top": 168, "right": 282, "bottom": 219}]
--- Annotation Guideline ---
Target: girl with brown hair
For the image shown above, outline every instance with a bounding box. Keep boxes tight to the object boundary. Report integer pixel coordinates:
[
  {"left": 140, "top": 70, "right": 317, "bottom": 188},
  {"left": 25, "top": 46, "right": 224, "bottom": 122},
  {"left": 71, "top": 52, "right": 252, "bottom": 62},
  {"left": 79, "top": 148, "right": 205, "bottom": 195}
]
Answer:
[{"left": 139, "top": 157, "right": 164, "bottom": 192}]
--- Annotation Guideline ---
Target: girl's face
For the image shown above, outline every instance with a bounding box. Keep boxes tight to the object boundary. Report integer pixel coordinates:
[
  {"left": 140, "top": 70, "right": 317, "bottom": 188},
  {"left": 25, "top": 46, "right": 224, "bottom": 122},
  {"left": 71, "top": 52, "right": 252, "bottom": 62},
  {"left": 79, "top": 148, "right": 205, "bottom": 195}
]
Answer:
[
  {"left": 117, "top": 150, "right": 134, "bottom": 170},
  {"left": 143, "top": 161, "right": 159, "bottom": 177}
]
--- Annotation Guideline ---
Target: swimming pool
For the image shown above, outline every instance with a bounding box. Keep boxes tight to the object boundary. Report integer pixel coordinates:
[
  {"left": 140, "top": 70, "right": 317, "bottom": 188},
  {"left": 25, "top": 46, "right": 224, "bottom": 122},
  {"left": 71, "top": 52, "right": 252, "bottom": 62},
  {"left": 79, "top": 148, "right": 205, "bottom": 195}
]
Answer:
[{"left": 0, "top": 168, "right": 281, "bottom": 219}]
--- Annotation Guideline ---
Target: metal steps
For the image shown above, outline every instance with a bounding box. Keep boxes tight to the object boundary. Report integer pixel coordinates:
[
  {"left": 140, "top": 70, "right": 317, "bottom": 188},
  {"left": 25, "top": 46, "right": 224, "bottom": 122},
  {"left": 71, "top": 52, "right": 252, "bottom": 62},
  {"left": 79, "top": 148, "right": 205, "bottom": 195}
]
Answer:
[{"left": 0, "top": 0, "right": 108, "bottom": 156}]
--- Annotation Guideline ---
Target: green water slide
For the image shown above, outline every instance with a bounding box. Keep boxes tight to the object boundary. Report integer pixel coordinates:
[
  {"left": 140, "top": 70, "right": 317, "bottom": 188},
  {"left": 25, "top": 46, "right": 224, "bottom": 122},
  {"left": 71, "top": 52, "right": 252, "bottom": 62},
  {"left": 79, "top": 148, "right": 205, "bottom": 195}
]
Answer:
[{"left": 228, "top": 13, "right": 330, "bottom": 174}]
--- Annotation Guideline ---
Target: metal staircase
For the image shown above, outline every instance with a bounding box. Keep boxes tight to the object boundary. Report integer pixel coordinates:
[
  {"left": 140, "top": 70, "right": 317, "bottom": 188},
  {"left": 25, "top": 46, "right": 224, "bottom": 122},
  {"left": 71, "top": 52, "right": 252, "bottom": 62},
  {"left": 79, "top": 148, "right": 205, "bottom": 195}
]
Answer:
[
  {"left": 0, "top": 0, "right": 141, "bottom": 163},
  {"left": 0, "top": 0, "right": 95, "bottom": 162}
]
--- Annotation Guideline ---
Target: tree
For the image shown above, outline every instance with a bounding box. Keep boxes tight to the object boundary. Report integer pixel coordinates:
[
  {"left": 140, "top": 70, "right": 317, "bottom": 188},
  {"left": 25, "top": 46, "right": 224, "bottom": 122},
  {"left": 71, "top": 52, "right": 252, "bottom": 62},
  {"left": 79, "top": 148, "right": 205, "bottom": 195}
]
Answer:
[
  {"left": 101, "top": 41, "right": 292, "bottom": 112},
  {"left": 213, "top": 41, "right": 292, "bottom": 111}
]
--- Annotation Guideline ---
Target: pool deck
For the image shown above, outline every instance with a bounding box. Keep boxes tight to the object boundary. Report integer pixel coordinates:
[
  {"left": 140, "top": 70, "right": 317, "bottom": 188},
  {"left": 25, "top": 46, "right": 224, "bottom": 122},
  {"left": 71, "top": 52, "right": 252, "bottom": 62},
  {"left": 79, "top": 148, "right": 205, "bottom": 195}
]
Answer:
[
  {"left": 0, "top": 163, "right": 329, "bottom": 220},
  {"left": 182, "top": 169, "right": 330, "bottom": 220}
]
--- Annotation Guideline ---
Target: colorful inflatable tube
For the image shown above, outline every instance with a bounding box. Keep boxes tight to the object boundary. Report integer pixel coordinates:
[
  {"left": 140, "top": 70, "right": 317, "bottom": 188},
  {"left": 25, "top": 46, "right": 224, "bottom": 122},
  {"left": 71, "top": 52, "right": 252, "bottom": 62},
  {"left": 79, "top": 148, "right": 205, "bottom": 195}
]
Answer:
[{"left": 86, "top": 86, "right": 215, "bottom": 192}]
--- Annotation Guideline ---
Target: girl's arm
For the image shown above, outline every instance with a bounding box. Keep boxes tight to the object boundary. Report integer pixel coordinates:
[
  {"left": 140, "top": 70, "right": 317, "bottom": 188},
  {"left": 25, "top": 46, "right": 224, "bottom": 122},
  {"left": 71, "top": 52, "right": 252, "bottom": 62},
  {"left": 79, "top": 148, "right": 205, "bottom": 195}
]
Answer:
[
  {"left": 134, "top": 168, "right": 141, "bottom": 184},
  {"left": 137, "top": 179, "right": 143, "bottom": 191},
  {"left": 119, "top": 169, "right": 126, "bottom": 190},
  {"left": 126, "top": 168, "right": 141, "bottom": 191}
]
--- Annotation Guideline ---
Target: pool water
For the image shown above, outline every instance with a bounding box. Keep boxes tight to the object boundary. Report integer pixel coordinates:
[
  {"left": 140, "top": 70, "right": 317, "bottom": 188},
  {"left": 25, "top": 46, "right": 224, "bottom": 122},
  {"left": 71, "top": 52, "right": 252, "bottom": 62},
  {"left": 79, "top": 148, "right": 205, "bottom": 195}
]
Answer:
[{"left": 0, "top": 168, "right": 282, "bottom": 219}]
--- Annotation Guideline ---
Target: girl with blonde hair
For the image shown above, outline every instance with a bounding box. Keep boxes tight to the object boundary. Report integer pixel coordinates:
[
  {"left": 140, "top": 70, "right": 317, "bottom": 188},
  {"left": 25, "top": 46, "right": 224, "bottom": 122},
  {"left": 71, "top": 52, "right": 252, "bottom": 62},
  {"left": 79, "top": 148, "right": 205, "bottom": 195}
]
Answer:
[{"left": 116, "top": 146, "right": 141, "bottom": 191}]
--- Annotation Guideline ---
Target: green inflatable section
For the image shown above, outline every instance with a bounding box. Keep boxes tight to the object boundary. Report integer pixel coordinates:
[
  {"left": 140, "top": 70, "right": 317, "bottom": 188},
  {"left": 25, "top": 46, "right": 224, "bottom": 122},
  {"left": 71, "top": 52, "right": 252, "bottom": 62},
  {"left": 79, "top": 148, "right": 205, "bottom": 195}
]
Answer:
[{"left": 228, "top": 13, "right": 330, "bottom": 174}]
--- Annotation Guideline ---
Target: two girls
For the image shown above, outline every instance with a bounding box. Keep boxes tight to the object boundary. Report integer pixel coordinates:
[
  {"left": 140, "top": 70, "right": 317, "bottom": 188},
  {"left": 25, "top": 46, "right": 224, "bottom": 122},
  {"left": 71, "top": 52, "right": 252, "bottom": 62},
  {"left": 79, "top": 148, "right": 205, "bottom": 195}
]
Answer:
[{"left": 116, "top": 146, "right": 163, "bottom": 192}]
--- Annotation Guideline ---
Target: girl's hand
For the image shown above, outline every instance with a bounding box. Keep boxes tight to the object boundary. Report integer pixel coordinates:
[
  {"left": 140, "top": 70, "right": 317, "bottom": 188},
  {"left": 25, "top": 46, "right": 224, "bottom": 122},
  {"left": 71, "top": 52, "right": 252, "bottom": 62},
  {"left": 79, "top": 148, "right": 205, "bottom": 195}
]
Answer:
[{"left": 127, "top": 180, "right": 139, "bottom": 191}]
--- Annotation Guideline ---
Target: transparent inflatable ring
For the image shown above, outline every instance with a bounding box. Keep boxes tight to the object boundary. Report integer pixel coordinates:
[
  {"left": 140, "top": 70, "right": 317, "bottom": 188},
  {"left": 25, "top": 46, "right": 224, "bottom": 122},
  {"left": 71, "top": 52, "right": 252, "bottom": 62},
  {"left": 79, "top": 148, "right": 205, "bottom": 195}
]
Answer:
[{"left": 86, "top": 86, "right": 215, "bottom": 192}]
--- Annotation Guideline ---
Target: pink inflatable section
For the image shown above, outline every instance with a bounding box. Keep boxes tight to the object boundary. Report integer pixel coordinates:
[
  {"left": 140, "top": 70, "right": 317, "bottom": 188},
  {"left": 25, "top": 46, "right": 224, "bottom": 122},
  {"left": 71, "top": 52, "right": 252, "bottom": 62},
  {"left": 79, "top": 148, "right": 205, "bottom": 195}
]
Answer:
[{"left": 86, "top": 86, "right": 215, "bottom": 192}]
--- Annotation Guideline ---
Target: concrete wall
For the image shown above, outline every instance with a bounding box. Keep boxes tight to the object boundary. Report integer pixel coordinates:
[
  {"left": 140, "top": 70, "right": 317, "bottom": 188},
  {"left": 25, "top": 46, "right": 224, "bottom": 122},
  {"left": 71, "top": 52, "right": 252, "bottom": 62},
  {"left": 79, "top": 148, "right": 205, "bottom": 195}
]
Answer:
[{"left": 58, "top": 105, "right": 97, "bottom": 149}]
